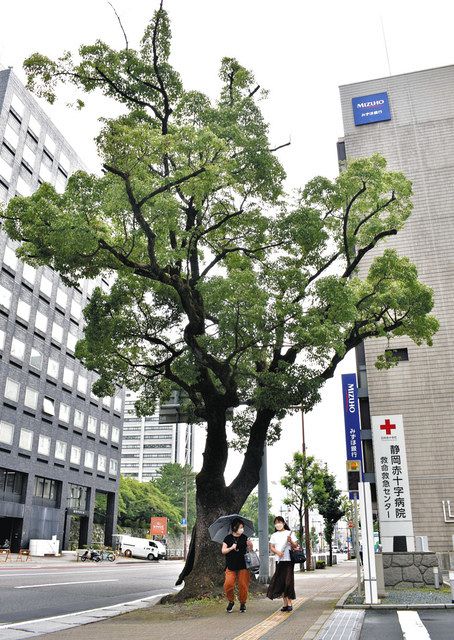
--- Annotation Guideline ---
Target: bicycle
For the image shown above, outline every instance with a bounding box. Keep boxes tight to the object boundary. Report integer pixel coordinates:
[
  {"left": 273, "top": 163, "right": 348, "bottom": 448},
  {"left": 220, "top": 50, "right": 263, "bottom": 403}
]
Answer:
[{"left": 99, "top": 549, "right": 116, "bottom": 562}]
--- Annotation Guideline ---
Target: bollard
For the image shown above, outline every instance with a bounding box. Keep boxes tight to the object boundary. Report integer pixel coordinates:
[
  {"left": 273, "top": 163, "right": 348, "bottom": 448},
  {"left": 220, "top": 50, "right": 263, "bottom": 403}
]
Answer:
[
  {"left": 433, "top": 567, "right": 440, "bottom": 589},
  {"left": 450, "top": 571, "right": 454, "bottom": 604}
]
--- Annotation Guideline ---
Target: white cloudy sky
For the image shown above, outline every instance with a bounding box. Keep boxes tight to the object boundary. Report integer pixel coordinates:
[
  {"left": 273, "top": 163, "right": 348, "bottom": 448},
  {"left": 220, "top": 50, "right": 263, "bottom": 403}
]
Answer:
[{"left": 2, "top": 0, "right": 453, "bottom": 510}]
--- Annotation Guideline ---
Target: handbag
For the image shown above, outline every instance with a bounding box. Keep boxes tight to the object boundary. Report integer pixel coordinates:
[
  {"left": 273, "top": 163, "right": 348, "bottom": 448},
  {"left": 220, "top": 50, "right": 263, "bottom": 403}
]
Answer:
[
  {"left": 244, "top": 550, "right": 260, "bottom": 572},
  {"left": 290, "top": 547, "right": 306, "bottom": 564}
]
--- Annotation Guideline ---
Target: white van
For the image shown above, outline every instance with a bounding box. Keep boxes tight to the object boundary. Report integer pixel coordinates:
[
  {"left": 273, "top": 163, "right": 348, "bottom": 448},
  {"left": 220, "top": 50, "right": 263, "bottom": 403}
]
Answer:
[{"left": 119, "top": 535, "right": 166, "bottom": 561}]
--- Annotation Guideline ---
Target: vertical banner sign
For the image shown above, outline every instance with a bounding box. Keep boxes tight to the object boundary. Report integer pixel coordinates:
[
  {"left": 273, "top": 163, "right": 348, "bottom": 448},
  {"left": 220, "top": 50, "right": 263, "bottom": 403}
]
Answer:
[
  {"left": 371, "top": 415, "right": 415, "bottom": 552},
  {"left": 341, "top": 373, "right": 362, "bottom": 499}
]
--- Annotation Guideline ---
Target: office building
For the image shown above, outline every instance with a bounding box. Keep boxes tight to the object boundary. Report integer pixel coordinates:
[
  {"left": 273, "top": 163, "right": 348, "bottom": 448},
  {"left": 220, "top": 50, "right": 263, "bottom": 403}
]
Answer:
[
  {"left": 0, "top": 68, "right": 123, "bottom": 551},
  {"left": 339, "top": 65, "right": 454, "bottom": 551}
]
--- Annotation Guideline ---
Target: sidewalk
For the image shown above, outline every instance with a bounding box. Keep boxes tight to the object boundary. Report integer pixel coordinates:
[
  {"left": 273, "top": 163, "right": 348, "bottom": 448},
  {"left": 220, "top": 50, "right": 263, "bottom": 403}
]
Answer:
[{"left": 28, "top": 561, "right": 357, "bottom": 640}]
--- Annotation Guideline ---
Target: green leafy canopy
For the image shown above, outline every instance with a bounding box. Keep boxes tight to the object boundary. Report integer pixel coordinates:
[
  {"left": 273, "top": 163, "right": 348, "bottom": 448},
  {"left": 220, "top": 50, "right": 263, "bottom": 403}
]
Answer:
[{"left": 1, "top": 5, "right": 438, "bottom": 468}]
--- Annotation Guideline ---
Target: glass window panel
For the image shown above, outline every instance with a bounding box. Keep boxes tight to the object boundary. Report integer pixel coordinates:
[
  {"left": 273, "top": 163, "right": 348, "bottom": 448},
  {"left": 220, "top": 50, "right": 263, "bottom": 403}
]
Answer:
[
  {"left": 11, "top": 94, "right": 25, "bottom": 117},
  {"left": 84, "top": 450, "right": 94, "bottom": 468},
  {"left": 0, "top": 421, "right": 14, "bottom": 445},
  {"left": 19, "top": 429, "right": 33, "bottom": 451},
  {"left": 4, "top": 378, "right": 19, "bottom": 402},
  {"left": 24, "top": 387, "right": 38, "bottom": 410},
  {"left": 10, "top": 337, "right": 25, "bottom": 360},
  {"left": 35, "top": 311, "right": 48, "bottom": 333},
  {"left": 67, "top": 332, "right": 77, "bottom": 352},
  {"left": 3, "top": 124, "right": 19, "bottom": 150},
  {"left": 56, "top": 288, "right": 67, "bottom": 308},
  {"left": 55, "top": 440, "right": 67, "bottom": 460},
  {"left": 114, "top": 396, "right": 122, "bottom": 412},
  {"left": 100, "top": 422, "right": 109, "bottom": 439},
  {"left": 40, "top": 275, "right": 52, "bottom": 297},
  {"left": 87, "top": 416, "right": 97, "bottom": 434},
  {"left": 38, "top": 435, "right": 51, "bottom": 456},
  {"left": 30, "top": 346, "right": 43, "bottom": 369},
  {"left": 22, "top": 263, "right": 36, "bottom": 284},
  {"left": 109, "top": 459, "right": 118, "bottom": 475},
  {"left": 0, "top": 284, "right": 12, "bottom": 309},
  {"left": 97, "top": 455, "right": 106, "bottom": 472},
  {"left": 74, "top": 409, "right": 84, "bottom": 428},
  {"left": 16, "top": 300, "right": 31, "bottom": 322},
  {"left": 59, "top": 403, "right": 70, "bottom": 423},
  {"left": 70, "top": 298, "right": 82, "bottom": 319},
  {"left": 28, "top": 114, "right": 41, "bottom": 137},
  {"left": 77, "top": 375, "right": 87, "bottom": 394},
  {"left": 63, "top": 367, "right": 74, "bottom": 387},
  {"left": 0, "top": 329, "right": 5, "bottom": 350},
  {"left": 51, "top": 323, "right": 63, "bottom": 343},
  {"left": 3, "top": 245, "right": 18, "bottom": 271},
  {"left": 70, "top": 446, "right": 81, "bottom": 465},
  {"left": 43, "top": 396, "right": 55, "bottom": 415},
  {"left": 111, "top": 426, "right": 120, "bottom": 443},
  {"left": 47, "top": 358, "right": 59, "bottom": 378},
  {"left": 102, "top": 396, "right": 111, "bottom": 408}
]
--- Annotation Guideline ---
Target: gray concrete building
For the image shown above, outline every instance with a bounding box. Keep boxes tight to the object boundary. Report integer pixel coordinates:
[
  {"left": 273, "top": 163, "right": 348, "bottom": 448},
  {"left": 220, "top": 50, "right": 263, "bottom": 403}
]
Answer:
[
  {"left": 0, "top": 68, "right": 123, "bottom": 552},
  {"left": 339, "top": 65, "right": 454, "bottom": 552}
]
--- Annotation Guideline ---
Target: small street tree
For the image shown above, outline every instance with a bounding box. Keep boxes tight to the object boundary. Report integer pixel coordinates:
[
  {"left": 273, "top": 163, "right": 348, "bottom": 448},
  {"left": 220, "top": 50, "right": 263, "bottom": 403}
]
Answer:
[
  {"left": 1, "top": 4, "right": 438, "bottom": 599},
  {"left": 240, "top": 491, "right": 274, "bottom": 535},
  {"left": 315, "top": 468, "right": 345, "bottom": 566},
  {"left": 281, "top": 453, "right": 323, "bottom": 569}
]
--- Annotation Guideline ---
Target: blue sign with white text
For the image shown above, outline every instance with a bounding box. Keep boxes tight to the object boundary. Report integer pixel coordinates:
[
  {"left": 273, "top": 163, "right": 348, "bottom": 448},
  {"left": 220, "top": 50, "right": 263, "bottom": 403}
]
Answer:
[
  {"left": 341, "top": 373, "right": 362, "bottom": 464},
  {"left": 352, "top": 91, "right": 391, "bottom": 126}
]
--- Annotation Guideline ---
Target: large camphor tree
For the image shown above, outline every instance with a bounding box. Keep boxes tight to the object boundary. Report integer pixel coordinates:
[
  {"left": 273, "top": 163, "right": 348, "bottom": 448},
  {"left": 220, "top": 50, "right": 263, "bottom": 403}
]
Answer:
[{"left": 2, "top": 4, "right": 438, "bottom": 599}]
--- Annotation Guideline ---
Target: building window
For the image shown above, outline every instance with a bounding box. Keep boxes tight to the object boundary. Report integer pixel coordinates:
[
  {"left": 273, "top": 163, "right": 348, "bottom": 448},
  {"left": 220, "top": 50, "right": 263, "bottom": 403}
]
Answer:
[
  {"left": 28, "top": 114, "right": 41, "bottom": 138},
  {"left": 40, "top": 275, "right": 52, "bottom": 297},
  {"left": 51, "top": 322, "right": 63, "bottom": 343},
  {"left": 16, "top": 300, "right": 31, "bottom": 323},
  {"left": 34, "top": 476, "right": 58, "bottom": 504},
  {"left": 100, "top": 422, "right": 109, "bottom": 439},
  {"left": 70, "top": 446, "right": 81, "bottom": 465},
  {"left": 30, "top": 346, "right": 43, "bottom": 370},
  {"left": 35, "top": 310, "right": 48, "bottom": 333},
  {"left": 22, "top": 263, "right": 36, "bottom": 285},
  {"left": 56, "top": 288, "right": 67, "bottom": 308},
  {"left": 4, "top": 378, "right": 20, "bottom": 402},
  {"left": 114, "top": 396, "right": 122, "bottom": 412},
  {"left": 97, "top": 455, "right": 106, "bottom": 472},
  {"left": 77, "top": 375, "right": 87, "bottom": 395},
  {"left": 38, "top": 435, "right": 51, "bottom": 456},
  {"left": 385, "top": 348, "right": 409, "bottom": 362},
  {"left": 7, "top": 110, "right": 21, "bottom": 134},
  {"left": 10, "top": 337, "right": 25, "bottom": 360},
  {"left": 102, "top": 396, "right": 111, "bottom": 409},
  {"left": 67, "top": 332, "right": 77, "bottom": 352},
  {"left": 24, "top": 387, "right": 39, "bottom": 410},
  {"left": 109, "top": 459, "right": 118, "bottom": 475},
  {"left": 0, "top": 421, "right": 14, "bottom": 445},
  {"left": 0, "top": 181, "right": 8, "bottom": 203},
  {"left": 70, "top": 298, "right": 82, "bottom": 320},
  {"left": 19, "top": 162, "right": 32, "bottom": 183},
  {"left": 26, "top": 130, "right": 38, "bottom": 152},
  {"left": 3, "top": 245, "right": 18, "bottom": 271},
  {"left": 0, "top": 468, "right": 25, "bottom": 502},
  {"left": 0, "top": 143, "right": 14, "bottom": 167},
  {"left": 59, "top": 402, "right": 70, "bottom": 423},
  {"left": 63, "top": 367, "right": 74, "bottom": 387},
  {"left": 67, "top": 484, "right": 87, "bottom": 510},
  {"left": 84, "top": 450, "right": 94, "bottom": 468},
  {"left": 74, "top": 409, "right": 84, "bottom": 429},
  {"left": 43, "top": 396, "right": 55, "bottom": 416},
  {"left": 87, "top": 416, "right": 97, "bottom": 434},
  {"left": 55, "top": 440, "right": 67, "bottom": 461},
  {"left": 0, "top": 329, "right": 5, "bottom": 351},
  {"left": 19, "top": 429, "right": 33, "bottom": 451},
  {"left": 47, "top": 358, "right": 60, "bottom": 379},
  {"left": 111, "top": 426, "right": 120, "bottom": 443},
  {"left": 42, "top": 148, "right": 53, "bottom": 169},
  {"left": 0, "top": 284, "right": 12, "bottom": 310}
]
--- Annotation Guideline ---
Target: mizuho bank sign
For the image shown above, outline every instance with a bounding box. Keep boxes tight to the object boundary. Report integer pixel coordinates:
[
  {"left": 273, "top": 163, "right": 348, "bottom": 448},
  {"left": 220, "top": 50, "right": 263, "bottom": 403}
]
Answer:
[{"left": 352, "top": 91, "right": 391, "bottom": 126}]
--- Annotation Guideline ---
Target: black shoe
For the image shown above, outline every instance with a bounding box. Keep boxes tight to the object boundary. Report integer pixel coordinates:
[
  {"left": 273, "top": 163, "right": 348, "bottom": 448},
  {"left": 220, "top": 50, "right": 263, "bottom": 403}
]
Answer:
[
  {"left": 240, "top": 603, "right": 246, "bottom": 613},
  {"left": 287, "top": 606, "right": 293, "bottom": 612},
  {"left": 280, "top": 606, "right": 289, "bottom": 612},
  {"left": 226, "top": 601, "right": 234, "bottom": 613}
]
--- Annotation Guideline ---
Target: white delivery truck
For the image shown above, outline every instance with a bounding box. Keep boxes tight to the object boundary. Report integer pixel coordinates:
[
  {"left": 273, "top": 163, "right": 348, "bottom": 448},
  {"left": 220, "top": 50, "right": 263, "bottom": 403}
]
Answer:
[{"left": 118, "top": 535, "right": 166, "bottom": 561}]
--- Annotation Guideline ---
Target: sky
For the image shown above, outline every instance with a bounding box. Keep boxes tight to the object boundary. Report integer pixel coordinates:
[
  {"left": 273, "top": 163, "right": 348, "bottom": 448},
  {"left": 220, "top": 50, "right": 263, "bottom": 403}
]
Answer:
[{"left": 2, "top": 0, "right": 454, "bottom": 511}]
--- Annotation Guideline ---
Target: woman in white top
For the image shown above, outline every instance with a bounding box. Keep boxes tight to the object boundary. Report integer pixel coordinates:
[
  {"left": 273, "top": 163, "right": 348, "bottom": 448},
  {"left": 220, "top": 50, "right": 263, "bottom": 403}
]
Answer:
[{"left": 266, "top": 516, "right": 298, "bottom": 611}]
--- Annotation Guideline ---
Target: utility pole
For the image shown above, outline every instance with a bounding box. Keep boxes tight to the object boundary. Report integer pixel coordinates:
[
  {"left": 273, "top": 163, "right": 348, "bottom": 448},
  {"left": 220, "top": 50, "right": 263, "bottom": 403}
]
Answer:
[
  {"left": 183, "top": 465, "right": 188, "bottom": 561},
  {"left": 257, "top": 446, "right": 269, "bottom": 583},
  {"left": 301, "top": 410, "right": 312, "bottom": 571}
]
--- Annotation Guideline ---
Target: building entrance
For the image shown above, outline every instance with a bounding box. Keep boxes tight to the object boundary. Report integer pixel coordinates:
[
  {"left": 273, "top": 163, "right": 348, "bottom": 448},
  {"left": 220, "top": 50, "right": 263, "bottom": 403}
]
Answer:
[{"left": 0, "top": 517, "right": 23, "bottom": 552}]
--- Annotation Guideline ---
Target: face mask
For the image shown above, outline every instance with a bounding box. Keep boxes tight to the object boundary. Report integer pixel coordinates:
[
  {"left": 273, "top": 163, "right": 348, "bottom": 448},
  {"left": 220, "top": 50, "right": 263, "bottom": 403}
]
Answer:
[
  {"left": 275, "top": 523, "right": 284, "bottom": 531},
  {"left": 237, "top": 527, "right": 244, "bottom": 535}
]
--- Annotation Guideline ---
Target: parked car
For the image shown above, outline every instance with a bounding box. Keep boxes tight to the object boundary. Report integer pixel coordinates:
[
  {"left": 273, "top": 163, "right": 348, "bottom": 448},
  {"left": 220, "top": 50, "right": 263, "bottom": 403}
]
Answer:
[{"left": 118, "top": 535, "right": 166, "bottom": 561}]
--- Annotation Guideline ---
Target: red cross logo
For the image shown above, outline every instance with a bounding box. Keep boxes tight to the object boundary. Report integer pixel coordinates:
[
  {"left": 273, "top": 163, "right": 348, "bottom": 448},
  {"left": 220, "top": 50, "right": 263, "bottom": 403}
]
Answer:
[{"left": 380, "top": 419, "right": 396, "bottom": 436}]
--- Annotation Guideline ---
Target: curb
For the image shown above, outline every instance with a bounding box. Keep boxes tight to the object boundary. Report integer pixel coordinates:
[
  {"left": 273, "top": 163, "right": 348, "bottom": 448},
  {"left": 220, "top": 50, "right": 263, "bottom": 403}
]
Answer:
[{"left": 340, "top": 603, "right": 454, "bottom": 610}]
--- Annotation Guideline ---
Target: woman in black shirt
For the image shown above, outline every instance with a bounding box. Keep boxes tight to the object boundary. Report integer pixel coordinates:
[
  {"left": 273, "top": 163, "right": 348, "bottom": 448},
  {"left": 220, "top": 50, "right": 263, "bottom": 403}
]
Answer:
[{"left": 222, "top": 518, "right": 252, "bottom": 613}]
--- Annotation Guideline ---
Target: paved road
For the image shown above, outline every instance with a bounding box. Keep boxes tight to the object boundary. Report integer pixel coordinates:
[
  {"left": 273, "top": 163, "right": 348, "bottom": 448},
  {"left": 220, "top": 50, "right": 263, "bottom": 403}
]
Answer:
[
  {"left": 359, "top": 609, "right": 454, "bottom": 639},
  {"left": 0, "top": 561, "right": 183, "bottom": 625}
]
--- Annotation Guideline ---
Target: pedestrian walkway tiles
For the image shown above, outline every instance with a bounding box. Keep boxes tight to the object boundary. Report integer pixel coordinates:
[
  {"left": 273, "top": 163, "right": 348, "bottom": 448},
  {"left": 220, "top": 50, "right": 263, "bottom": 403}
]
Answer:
[
  {"left": 313, "top": 610, "right": 365, "bottom": 640},
  {"left": 231, "top": 597, "right": 307, "bottom": 640}
]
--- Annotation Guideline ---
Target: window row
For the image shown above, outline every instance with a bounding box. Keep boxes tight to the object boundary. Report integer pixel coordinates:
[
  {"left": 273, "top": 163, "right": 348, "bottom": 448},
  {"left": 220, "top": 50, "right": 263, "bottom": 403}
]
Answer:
[
  {"left": 2, "top": 380, "right": 120, "bottom": 442},
  {"left": 0, "top": 420, "right": 118, "bottom": 474}
]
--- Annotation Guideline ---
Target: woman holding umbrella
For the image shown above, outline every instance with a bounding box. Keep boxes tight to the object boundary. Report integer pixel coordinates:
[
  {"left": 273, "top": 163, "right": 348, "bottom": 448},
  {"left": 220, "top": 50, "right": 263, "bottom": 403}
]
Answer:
[{"left": 221, "top": 517, "right": 253, "bottom": 613}]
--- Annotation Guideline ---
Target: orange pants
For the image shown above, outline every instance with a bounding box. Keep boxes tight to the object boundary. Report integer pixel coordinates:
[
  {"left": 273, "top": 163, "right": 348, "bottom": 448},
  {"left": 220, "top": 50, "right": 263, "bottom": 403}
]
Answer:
[{"left": 224, "top": 568, "right": 250, "bottom": 603}]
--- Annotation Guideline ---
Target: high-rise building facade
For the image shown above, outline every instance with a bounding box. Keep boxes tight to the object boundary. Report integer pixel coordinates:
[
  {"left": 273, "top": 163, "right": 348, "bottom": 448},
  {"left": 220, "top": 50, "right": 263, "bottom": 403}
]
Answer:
[
  {"left": 121, "top": 390, "right": 194, "bottom": 481},
  {"left": 0, "top": 68, "right": 123, "bottom": 551},
  {"left": 339, "top": 65, "right": 454, "bottom": 551}
]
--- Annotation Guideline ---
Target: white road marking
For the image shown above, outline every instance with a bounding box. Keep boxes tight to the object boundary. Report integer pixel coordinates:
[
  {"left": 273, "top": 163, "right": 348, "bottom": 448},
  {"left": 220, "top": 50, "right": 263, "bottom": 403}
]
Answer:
[
  {"left": 0, "top": 591, "right": 173, "bottom": 629},
  {"left": 397, "top": 611, "right": 431, "bottom": 639},
  {"left": 0, "top": 564, "right": 181, "bottom": 578},
  {"left": 15, "top": 579, "right": 119, "bottom": 589}
]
